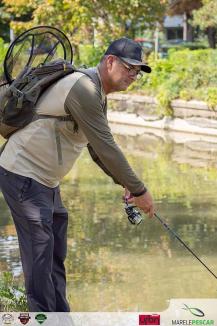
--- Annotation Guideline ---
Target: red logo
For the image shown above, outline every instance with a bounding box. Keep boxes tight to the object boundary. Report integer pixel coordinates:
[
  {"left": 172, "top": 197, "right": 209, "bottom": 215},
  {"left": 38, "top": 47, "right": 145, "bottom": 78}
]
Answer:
[
  {"left": 139, "top": 314, "right": 160, "bottom": 325},
  {"left": 18, "top": 313, "right": 31, "bottom": 325}
]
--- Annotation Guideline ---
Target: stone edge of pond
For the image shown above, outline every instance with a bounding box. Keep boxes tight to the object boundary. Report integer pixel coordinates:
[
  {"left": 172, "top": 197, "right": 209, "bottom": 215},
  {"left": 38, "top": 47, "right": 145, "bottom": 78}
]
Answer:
[{"left": 107, "top": 93, "right": 217, "bottom": 138}]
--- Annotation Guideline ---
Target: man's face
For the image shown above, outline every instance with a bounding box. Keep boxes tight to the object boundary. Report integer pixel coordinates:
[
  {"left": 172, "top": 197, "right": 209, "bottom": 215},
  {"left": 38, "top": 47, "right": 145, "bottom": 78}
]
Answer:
[{"left": 107, "top": 55, "right": 142, "bottom": 92}]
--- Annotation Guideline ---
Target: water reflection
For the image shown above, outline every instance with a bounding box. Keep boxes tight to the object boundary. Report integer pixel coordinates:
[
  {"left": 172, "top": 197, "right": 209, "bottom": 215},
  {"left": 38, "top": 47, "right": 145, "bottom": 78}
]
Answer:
[
  {"left": 0, "top": 236, "right": 22, "bottom": 276},
  {"left": 0, "top": 127, "right": 217, "bottom": 311}
]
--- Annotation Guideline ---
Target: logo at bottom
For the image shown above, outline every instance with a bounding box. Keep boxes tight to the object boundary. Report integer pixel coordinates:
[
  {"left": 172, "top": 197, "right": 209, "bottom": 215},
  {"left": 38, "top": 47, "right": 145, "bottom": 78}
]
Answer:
[
  {"left": 35, "top": 313, "right": 47, "bottom": 324},
  {"left": 18, "top": 313, "right": 31, "bottom": 325},
  {"left": 2, "top": 314, "right": 14, "bottom": 325},
  {"left": 139, "top": 314, "right": 160, "bottom": 325}
]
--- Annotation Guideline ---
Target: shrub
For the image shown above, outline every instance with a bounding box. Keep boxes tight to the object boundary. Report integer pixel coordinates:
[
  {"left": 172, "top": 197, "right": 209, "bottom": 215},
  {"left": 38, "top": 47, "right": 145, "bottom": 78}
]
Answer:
[
  {"left": 128, "top": 48, "right": 217, "bottom": 117},
  {"left": 179, "top": 89, "right": 193, "bottom": 101},
  {"left": 206, "top": 87, "right": 217, "bottom": 110},
  {"left": 156, "top": 88, "right": 174, "bottom": 117},
  {"left": 0, "top": 272, "right": 28, "bottom": 312}
]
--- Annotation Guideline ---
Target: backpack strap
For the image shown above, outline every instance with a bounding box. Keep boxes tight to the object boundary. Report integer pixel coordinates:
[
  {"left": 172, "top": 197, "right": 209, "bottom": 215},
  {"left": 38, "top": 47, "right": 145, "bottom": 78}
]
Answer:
[
  {"left": 54, "top": 119, "right": 63, "bottom": 165},
  {"left": 33, "top": 114, "right": 73, "bottom": 122}
]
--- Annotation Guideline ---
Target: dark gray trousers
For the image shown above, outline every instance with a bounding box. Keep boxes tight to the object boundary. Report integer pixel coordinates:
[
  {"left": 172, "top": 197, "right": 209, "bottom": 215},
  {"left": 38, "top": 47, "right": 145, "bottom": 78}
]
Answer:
[{"left": 0, "top": 166, "right": 70, "bottom": 312}]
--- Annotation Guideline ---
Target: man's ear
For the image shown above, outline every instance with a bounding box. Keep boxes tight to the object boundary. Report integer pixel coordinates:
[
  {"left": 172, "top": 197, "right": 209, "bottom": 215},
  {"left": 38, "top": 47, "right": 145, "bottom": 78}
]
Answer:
[{"left": 106, "top": 55, "right": 115, "bottom": 71}]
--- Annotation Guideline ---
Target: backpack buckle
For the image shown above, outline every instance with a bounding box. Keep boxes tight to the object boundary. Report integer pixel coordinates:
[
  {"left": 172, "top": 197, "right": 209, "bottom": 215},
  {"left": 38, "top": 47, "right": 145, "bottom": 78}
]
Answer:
[
  {"left": 10, "top": 86, "right": 24, "bottom": 109},
  {"left": 17, "top": 94, "right": 24, "bottom": 109}
]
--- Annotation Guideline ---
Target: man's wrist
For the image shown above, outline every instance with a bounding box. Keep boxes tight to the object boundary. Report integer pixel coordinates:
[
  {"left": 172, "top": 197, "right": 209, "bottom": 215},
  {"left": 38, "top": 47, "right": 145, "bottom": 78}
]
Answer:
[{"left": 131, "top": 187, "right": 147, "bottom": 197}]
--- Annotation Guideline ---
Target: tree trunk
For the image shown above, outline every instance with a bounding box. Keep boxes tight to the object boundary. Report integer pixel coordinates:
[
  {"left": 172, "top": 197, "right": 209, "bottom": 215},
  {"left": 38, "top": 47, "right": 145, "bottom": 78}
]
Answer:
[
  {"left": 207, "top": 27, "right": 217, "bottom": 49},
  {"left": 187, "top": 23, "right": 194, "bottom": 42},
  {"left": 185, "top": 13, "right": 194, "bottom": 42},
  {"left": 73, "top": 44, "right": 80, "bottom": 63}
]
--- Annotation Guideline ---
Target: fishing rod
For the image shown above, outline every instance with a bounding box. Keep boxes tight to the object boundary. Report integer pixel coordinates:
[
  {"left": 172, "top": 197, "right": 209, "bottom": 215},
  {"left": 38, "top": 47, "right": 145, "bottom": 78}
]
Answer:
[
  {"left": 124, "top": 200, "right": 217, "bottom": 280},
  {"left": 154, "top": 212, "right": 217, "bottom": 281}
]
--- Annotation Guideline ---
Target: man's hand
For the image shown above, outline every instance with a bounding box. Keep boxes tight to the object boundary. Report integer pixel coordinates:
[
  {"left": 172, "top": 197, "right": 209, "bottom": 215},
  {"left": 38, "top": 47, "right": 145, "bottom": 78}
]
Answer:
[{"left": 124, "top": 188, "right": 155, "bottom": 218}]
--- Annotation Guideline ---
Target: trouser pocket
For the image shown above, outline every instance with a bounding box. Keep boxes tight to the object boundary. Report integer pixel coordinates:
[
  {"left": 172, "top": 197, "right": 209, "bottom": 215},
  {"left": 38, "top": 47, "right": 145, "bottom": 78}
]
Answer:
[
  {"left": 0, "top": 166, "right": 31, "bottom": 202},
  {"left": 18, "top": 178, "right": 32, "bottom": 202}
]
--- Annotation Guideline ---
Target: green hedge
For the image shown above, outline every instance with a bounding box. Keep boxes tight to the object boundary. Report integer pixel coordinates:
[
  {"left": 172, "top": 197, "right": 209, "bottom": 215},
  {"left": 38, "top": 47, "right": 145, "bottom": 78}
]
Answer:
[{"left": 128, "top": 48, "right": 217, "bottom": 116}]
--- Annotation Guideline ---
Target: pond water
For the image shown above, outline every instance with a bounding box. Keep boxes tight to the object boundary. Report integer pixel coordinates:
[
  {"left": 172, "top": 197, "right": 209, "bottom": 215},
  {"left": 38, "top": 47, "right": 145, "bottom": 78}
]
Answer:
[{"left": 0, "top": 124, "right": 217, "bottom": 312}]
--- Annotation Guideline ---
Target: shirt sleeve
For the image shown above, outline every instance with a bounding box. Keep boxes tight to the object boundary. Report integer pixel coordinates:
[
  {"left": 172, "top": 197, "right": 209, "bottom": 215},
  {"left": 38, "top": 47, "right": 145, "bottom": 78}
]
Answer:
[{"left": 64, "top": 74, "right": 145, "bottom": 194}]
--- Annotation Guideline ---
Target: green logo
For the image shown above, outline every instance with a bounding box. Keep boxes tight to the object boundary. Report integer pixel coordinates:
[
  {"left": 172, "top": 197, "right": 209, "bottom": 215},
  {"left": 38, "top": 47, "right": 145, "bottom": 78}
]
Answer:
[
  {"left": 35, "top": 313, "right": 47, "bottom": 324},
  {"left": 182, "top": 304, "right": 205, "bottom": 317}
]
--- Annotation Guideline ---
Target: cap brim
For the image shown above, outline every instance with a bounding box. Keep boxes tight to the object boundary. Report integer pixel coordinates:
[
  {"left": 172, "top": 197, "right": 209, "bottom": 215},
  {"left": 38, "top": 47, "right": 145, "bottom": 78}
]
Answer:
[{"left": 120, "top": 56, "right": 151, "bottom": 73}]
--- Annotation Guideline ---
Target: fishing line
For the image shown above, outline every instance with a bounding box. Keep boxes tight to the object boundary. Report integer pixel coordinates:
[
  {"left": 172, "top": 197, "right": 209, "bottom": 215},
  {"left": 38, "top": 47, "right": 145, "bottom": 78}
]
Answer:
[{"left": 154, "top": 212, "right": 217, "bottom": 280}]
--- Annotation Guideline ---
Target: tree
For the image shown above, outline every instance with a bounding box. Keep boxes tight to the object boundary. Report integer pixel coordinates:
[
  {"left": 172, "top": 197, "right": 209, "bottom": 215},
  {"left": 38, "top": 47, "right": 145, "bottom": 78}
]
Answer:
[
  {"left": 167, "top": 0, "right": 202, "bottom": 41},
  {"left": 192, "top": 0, "right": 217, "bottom": 48},
  {"left": 2, "top": 0, "right": 167, "bottom": 63},
  {"left": 2, "top": 0, "right": 167, "bottom": 44},
  {"left": 168, "top": 0, "right": 202, "bottom": 14},
  {"left": 0, "top": 0, "right": 11, "bottom": 41}
]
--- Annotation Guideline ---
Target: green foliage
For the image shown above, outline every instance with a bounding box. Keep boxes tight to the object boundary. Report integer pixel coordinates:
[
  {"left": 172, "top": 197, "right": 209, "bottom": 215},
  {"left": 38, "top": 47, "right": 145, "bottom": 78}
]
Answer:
[
  {"left": 193, "top": 0, "right": 217, "bottom": 30},
  {"left": 77, "top": 44, "right": 105, "bottom": 67},
  {"left": 0, "top": 38, "right": 8, "bottom": 75},
  {"left": 179, "top": 89, "right": 192, "bottom": 101},
  {"left": 156, "top": 89, "right": 174, "bottom": 117},
  {"left": 0, "top": 3, "right": 11, "bottom": 42},
  {"left": 129, "top": 48, "right": 217, "bottom": 116},
  {"left": 3, "top": 0, "right": 166, "bottom": 45},
  {"left": 1, "top": 0, "right": 167, "bottom": 64},
  {"left": 0, "top": 272, "right": 28, "bottom": 311},
  {"left": 206, "top": 87, "right": 217, "bottom": 109}
]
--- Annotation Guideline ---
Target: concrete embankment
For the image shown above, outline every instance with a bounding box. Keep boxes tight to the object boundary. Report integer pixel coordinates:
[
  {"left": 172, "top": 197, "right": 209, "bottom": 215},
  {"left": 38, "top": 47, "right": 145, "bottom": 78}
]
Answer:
[{"left": 107, "top": 93, "right": 217, "bottom": 139}]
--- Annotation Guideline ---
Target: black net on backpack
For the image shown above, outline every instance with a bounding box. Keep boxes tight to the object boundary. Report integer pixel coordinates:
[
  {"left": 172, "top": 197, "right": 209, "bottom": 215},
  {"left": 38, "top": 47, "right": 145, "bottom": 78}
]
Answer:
[{"left": 3, "top": 26, "right": 73, "bottom": 84}]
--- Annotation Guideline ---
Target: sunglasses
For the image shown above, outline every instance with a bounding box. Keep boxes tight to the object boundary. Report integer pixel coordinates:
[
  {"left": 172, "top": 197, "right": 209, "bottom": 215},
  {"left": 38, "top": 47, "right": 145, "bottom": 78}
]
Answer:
[{"left": 117, "top": 57, "right": 143, "bottom": 79}]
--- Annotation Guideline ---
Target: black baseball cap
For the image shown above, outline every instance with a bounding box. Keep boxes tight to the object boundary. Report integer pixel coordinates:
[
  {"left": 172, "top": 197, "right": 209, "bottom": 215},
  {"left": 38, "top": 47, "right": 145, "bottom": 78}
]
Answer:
[{"left": 105, "top": 37, "right": 151, "bottom": 73}]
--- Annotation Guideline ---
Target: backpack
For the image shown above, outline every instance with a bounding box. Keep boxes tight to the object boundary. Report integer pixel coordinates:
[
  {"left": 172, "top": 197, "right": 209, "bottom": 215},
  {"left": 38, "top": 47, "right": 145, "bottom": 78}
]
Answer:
[
  {"left": 0, "top": 26, "right": 122, "bottom": 185},
  {"left": 0, "top": 26, "right": 74, "bottom": 139}
]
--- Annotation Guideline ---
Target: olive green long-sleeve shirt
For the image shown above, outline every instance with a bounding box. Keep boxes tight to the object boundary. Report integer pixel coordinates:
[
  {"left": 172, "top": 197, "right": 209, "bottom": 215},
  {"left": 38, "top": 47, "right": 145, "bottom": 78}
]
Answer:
[{"left": 65, "top": 68, "right": 145, "bottom": 194}]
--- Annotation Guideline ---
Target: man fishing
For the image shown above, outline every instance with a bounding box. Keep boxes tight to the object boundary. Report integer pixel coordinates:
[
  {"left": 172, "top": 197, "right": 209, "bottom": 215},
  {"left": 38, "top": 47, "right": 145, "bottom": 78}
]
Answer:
[{"left": 0, "top": 37, "right": 155, "bottom": 311}]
